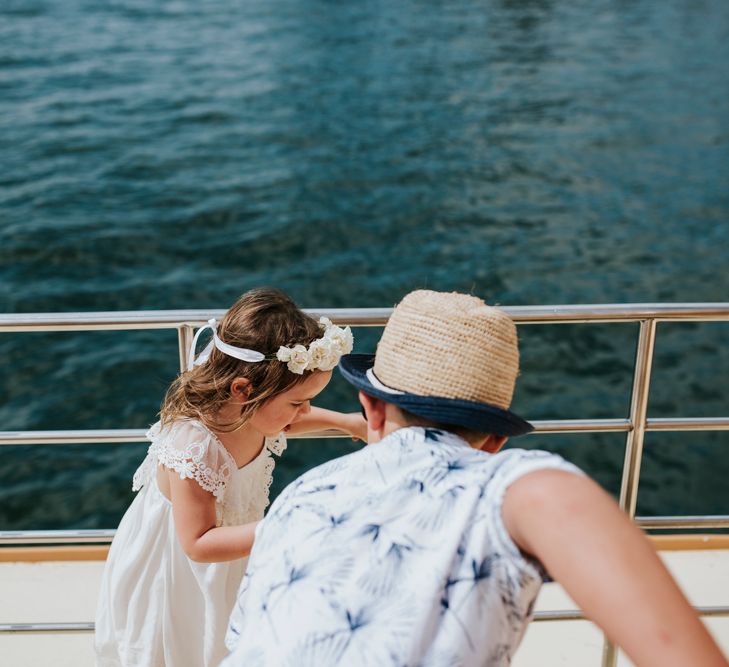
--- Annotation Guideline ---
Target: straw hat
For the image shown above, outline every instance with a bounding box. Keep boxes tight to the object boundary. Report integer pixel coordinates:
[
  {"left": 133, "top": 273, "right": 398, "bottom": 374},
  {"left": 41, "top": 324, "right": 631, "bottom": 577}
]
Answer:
[{"left": 338, "top": 290, "right": 533, "bottom": 436}]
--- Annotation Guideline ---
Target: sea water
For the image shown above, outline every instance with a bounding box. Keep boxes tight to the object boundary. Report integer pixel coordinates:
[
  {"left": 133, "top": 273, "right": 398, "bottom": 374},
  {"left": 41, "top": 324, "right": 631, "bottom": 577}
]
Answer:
[{"left": 0, "top": 0, "right": 727, "bottom": 529}]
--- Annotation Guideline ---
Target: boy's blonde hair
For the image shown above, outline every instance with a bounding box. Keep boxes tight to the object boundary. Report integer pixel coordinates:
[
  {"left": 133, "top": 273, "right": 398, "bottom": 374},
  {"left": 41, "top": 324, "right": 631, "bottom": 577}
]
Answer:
[{"left": 161, "top": 287, "right": 322, "bottom": 432}]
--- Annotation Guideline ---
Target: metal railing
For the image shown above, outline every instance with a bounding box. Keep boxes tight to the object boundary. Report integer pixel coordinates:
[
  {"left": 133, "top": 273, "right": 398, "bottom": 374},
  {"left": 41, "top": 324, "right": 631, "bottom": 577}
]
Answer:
[
  {"left": 4, "top": 604, "right": 729, "bottom": 635},
  {"left": 1, "top": 304, "right": 728, "bottom": 664}
]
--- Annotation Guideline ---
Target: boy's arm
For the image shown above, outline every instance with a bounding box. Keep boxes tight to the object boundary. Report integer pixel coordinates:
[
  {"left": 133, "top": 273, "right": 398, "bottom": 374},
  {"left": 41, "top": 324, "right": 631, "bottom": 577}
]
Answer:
[
  {"left": 287, "top": 406, "right": 367, "bottom": 441},
  {"left": 502, "top": 469, "right": 728, "bottom": 667}
]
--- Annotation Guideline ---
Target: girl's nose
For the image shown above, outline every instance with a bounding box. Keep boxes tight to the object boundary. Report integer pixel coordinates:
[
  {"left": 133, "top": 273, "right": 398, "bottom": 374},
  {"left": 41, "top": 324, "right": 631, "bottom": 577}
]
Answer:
[{"left": 299, "top": 401, "right": 311, "bottom": 415}]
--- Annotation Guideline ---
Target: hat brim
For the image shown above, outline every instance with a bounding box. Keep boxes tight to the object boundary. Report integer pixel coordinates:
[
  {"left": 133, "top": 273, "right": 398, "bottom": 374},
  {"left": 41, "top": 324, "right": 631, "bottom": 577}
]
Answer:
[{"left": 338, "top": 354, "right": 534, "bottom": 437}]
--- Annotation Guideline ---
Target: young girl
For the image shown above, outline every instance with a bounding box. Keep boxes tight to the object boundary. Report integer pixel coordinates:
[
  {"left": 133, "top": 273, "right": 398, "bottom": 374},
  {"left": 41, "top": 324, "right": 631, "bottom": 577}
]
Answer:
[{"left": 95, "top": 287, "right": 365, "bottom": 667}]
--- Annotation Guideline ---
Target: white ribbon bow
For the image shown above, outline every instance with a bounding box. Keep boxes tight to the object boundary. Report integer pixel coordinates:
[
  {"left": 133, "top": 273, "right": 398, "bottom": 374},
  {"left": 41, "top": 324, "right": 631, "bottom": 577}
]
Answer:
[{"left": 187, "top": 319, "right": 266, "bottom": 371}]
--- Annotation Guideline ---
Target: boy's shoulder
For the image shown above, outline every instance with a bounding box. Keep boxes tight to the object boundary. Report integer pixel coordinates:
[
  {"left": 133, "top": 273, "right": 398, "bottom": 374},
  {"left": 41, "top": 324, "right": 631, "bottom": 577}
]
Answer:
[{"left": 265, "top": 430, "right": 415, "bottom": 515}]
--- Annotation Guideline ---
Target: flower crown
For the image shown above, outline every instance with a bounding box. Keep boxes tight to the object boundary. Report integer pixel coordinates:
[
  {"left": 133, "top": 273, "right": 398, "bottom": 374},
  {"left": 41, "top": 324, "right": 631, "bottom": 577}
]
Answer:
[
  {"left": 276, "top": 317, "right": 354, "bottom": 374},
  {"left": 188, "top": 316, "right": 353, "bottom": 374}
]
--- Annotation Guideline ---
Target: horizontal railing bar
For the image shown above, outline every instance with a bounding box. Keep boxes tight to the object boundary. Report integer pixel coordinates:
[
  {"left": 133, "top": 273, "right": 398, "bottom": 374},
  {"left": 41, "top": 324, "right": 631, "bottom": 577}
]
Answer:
[
  {"left": 0, "top": 429, "right": 149, "bottom": 445},
  {"left": 532, "top": 610, "right": 596, "bottom": 622},
  {"left": 0, "top": 622, "right": 95, "bottom": 634},
  {"left": 0, "top": 308, "right": 390, "bottom": 332},
  {"left": 0, "top": 428, "right": 354, "bottom": 446},
  {"left": 530, "top": 419, "right": 631, "bottom": 433},
  {"left": 1, "top": 304, "right": 728, "bottom": 333},
  {"left": 0, "top": 530, "right": 115, "bottom": 545},
  {"left": 7, "top": 417, "right": 729, "bottom": 445},
  {"left": 531, "top": 605, "right": 729, "bottom": 622},
  {"left": 646, "top": 417, "right": 729, "bottom": 431},
  {"left": 2, "top": 605, "right": 727, "bottom": 633},
  {"left": 636, "top": 516, "right": 729, "bottom": 529},
  {"left": 505, "top": 303, "right": 729, "bottom": 324},
  {"left": 5, "top": 516, "right": 728, "bottom": 545},
  {"left": 532, "top": 418, "right": 729, "bottom": 433}
]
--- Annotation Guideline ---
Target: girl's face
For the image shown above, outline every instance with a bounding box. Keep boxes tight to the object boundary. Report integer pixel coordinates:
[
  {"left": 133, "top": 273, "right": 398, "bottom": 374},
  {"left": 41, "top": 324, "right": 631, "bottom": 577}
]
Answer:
[{"left": 249, "top": 370, "right": 332, "bottom": 437}]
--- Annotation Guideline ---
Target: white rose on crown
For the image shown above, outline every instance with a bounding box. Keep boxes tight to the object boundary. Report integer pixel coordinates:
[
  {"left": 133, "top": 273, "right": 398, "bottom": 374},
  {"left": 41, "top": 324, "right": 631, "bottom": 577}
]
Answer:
[
  {"left": 276, "top": 346, "right": 292, "bottom": 362},
  {"left": 324, "top": 325, "right": 354, "bottom": 356},
  {"left": 277, "top": 344, "right": 310, "bottom": 374},
  {"left": 275, "top": 318, "right": 354, "bottom": 374},
  {"left": 306, "top": 338, "right": 338, "bottom": 371}
]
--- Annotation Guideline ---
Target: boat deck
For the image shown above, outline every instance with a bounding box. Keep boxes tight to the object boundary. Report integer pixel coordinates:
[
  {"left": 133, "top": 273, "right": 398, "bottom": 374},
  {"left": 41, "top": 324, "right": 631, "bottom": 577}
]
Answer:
[{"left": 1, "top": 545, "right": 727, "bottom": 666}]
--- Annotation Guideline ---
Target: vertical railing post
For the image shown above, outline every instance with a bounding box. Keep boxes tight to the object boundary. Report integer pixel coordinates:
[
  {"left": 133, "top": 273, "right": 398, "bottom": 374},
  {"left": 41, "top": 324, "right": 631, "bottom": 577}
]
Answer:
[
  {"left": 177, "top": 325, "right": 195, "bottom": 373},
  {"left": 601, "top": 318, "right": 658, "bottom": 667},
  {"left": 619, "top": 319, "right": 658, "bottom": 517},
  {"left": 601, "top": 640, "right": 619, "bottom": 667}
]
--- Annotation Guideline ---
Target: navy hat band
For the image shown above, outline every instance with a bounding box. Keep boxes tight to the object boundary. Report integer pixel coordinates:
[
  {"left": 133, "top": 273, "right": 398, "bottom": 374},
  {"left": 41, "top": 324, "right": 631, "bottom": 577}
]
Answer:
[{"left": 339, "top": 353, "right": 533, "bottom": 437}]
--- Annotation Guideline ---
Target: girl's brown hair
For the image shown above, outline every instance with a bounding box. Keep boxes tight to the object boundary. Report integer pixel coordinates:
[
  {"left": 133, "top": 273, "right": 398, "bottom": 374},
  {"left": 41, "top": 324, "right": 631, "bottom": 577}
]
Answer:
[{"left": 160, "top": 288, "right": 323, "bottom": 432}]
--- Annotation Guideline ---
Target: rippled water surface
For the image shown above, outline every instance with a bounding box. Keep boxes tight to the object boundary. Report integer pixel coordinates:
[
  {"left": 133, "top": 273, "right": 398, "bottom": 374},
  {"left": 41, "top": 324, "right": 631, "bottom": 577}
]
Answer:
[{"left": 1, "top": 0, "right": 728, "bottom": 529}]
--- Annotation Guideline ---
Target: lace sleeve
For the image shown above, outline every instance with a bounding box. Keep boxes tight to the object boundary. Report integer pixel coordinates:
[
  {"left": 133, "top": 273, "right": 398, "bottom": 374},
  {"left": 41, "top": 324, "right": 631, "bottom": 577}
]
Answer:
[{"left": 134, "top": 419, "right": 233, "bottom": 501}]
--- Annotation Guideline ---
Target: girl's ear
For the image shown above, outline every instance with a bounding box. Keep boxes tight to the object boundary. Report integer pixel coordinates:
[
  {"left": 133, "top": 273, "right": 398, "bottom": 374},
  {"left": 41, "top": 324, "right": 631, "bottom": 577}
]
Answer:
[{"left": 230, "top": 377, "right": 252, "bottom": 401}]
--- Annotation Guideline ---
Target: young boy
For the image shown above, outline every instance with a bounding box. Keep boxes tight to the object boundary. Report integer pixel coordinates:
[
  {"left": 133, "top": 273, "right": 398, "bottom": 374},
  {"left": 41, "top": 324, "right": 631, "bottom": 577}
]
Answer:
[{"left": 223, "top": 290, "right": 727, "bottom": 667}]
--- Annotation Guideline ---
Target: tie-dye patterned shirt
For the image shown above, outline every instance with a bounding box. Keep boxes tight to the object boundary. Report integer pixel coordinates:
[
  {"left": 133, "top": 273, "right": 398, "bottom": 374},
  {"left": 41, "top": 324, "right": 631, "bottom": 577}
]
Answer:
[{"left": 224, "top": 426, "right": 580, "bottom": 667}]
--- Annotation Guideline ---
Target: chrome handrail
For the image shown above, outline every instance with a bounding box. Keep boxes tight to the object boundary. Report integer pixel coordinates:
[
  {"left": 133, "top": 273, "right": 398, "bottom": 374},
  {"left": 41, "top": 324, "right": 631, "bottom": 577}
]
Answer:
[
  {"left": 0, "top": 530, "right": 116, "bottom": 544},
  {"left": 2, "top": 605, "right": 727, "bottom": 634},
  {"left": 0, "top": 308, "right": 392, "bottom": 332},
  {"left": 1, "top": 303, "right": 728, "bottom": 331},
  {"left": 531, "top": 605, "right": 729, "bottom": 622},
  {"left": 4, "top": 514, "right": 729, "bottom": 546},
  {"left": 2, "top": 304, "right": 728, "bottom": 664},
  {"left": 4, "top": 417, "right": 729, "bottom": 447}
]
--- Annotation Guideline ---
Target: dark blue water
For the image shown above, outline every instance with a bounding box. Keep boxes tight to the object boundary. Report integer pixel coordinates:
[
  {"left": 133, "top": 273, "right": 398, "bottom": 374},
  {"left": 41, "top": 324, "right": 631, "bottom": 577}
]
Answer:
[{"left": 1, "top": 0, "right": 728, "bottom": 530}]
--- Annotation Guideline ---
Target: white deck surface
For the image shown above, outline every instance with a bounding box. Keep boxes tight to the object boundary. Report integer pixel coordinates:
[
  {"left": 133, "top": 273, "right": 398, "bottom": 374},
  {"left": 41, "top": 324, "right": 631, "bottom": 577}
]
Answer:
[{"left": 0, "top": 550, "right": 727, "bottom": 666}]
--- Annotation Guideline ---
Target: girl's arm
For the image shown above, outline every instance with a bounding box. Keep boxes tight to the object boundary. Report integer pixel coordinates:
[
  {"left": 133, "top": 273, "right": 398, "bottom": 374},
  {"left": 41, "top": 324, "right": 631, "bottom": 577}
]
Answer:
[
  {"left": 503, "top": 469, "right": 728, "bottom": 667},
  {"left": 287, "top": 406, "right": 367, "bottom": 441},
  {"left": 167, "top": 468, "right": 259, "bottom": 563}
]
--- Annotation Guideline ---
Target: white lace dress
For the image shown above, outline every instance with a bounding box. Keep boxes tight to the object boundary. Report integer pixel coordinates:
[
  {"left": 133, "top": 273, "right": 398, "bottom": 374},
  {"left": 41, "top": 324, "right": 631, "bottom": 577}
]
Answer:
[{"left": 94, "top": 418, "right": 286, "bottom": 667}]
